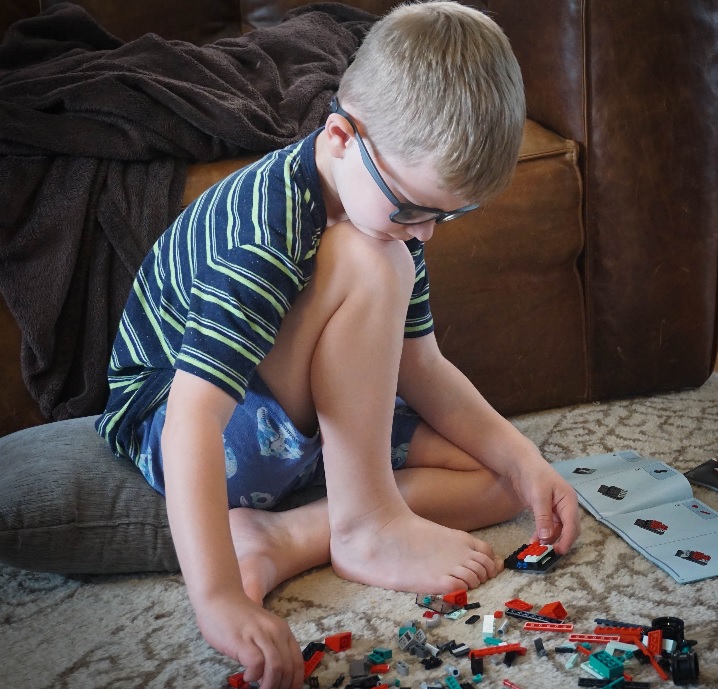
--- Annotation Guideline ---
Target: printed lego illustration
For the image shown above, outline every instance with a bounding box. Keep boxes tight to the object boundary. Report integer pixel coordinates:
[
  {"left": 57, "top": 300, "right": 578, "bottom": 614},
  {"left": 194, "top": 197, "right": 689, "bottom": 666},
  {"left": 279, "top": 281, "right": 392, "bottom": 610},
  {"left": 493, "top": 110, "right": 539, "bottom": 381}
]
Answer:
[
  {"left": 675, "top": 549, "right": 711, "bottom": 566},
  {"left": 635, "top": 518, "right": 668, "bottom": 535},
  {"left": 572, "top": 467, "right": 596, "bottom": 474},
  {"left": 598, "top": 484, "right": 627, "bottom": 500}
]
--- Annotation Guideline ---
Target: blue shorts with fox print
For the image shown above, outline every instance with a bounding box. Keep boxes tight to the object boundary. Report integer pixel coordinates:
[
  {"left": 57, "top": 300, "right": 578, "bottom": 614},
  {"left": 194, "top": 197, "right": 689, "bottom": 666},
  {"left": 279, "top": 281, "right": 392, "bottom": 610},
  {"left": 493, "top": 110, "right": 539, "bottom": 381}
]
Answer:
[{"left": 134, "top": 373, "right": 421, "bottom": 509}]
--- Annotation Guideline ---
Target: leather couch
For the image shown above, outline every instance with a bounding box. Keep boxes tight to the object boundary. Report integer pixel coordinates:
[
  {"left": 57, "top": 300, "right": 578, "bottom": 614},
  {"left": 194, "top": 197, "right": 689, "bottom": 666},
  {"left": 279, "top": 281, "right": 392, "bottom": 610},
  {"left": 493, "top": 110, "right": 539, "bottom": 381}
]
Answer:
[{"left": 2, "top": 0, "right": 717, "bottom": 438}]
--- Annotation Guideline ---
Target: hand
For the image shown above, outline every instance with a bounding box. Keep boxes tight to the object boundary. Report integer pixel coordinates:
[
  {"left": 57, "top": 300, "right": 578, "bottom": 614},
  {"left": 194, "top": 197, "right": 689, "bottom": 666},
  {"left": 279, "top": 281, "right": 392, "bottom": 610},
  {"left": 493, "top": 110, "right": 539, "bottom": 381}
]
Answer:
[
  {"left": 195, "top": 589, "right": 305, "bottom": 689},
  {"left": 508, "top": 454, "right": 580, "bottom": 555}
]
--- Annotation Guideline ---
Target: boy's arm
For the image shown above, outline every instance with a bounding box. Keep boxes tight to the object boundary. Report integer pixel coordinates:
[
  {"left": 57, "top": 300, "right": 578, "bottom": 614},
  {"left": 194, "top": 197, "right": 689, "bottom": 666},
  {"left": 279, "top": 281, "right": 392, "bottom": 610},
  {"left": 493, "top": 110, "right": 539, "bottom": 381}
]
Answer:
[
  {"left": 397, "top": 333, "right": 580, "bottom": 553},
  {"left": 162, "top": 370, "right": 304, "bottom": 689}
]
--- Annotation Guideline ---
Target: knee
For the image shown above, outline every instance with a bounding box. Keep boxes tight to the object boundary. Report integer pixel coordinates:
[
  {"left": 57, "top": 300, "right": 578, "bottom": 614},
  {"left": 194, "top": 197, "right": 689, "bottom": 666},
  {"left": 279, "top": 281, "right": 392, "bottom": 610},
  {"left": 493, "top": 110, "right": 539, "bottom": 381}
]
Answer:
[{"left": 319, "top": 222, "right": 416, "bottom": 301}]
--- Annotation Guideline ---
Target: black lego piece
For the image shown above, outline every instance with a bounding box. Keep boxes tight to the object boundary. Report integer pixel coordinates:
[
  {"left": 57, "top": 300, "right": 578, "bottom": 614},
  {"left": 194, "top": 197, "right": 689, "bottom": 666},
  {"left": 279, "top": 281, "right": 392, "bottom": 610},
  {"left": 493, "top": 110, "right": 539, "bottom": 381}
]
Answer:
[
  {"left": 449, "top": 643, "right": 470, "bottom": 658},
  {"left": 594, "top": 618, "right": 649, "bottom": 632},
  {"left": 302, "top": 641, "right": 326, "bottom": 660},
  {"left": 577, "top": 680, "right": 650, "bottom": 689},
  {"left": 503, "top": 650, "right": 519, "bottom": 667},
  {"left": 503, "top": 608, "right": 564, "bottom": 625},
  {"left": 438, "top": 640, "right": 458, "bottom": 653},
  {"left": 346, "top": 675, "right": 381, "bottom": 689},
  {"left": 534, "top": 638, "right": 547, "bottom": 658},
  {"left": 670, "top": 648, "right": 700, "bottom": 686},
  {"left": 470, "top": 656, "right": 484, "bottom": 676},
  {"left": 421, "top": 656, "right": 443, "bottom": 670}
]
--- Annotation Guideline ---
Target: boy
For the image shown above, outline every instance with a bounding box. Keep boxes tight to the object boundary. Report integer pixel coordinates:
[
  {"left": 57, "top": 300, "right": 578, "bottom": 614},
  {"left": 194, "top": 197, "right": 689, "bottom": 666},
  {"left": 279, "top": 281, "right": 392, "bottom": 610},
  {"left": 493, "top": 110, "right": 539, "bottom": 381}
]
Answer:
[{"left": 97, "top": 2, "right": 579, "bottom": 687}]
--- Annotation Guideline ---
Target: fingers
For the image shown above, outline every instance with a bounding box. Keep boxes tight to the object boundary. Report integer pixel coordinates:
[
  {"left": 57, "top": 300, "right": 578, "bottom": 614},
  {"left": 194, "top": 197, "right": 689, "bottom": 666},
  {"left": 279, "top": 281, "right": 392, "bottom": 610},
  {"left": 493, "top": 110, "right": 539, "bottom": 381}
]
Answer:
[
  {"left": 240, "top": 631, "right": 302, "bottom": 689},
  {"left": 552, "top": 490, "right": 581, "bottom": 554},
  {"left": 239, "top": 644, "right": 266, "bottom": 684},
  {"left": 526, "top": 487, "right": 580, "bottom": 556},
  {"left": 284, "top": 632, "right": 305, "bottom": 689},
  {"left": 531, "top": 495, "right": 557, "bottom": 546}
]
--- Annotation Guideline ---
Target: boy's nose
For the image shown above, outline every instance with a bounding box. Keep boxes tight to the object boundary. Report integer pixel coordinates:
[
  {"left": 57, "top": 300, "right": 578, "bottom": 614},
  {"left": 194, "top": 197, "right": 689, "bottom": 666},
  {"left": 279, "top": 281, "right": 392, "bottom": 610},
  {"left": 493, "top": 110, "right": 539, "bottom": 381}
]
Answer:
[{"left": 409, "top": 222, "right": 435, "bottom": 242}]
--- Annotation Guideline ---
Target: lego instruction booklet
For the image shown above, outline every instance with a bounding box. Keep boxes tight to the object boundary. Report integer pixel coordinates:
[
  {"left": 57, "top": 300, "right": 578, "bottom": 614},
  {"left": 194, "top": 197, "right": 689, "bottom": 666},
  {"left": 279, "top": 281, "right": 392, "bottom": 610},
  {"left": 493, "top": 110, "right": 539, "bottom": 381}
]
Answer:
[{"left": 553, "top": 451, "right": 718, "bottom": 584}]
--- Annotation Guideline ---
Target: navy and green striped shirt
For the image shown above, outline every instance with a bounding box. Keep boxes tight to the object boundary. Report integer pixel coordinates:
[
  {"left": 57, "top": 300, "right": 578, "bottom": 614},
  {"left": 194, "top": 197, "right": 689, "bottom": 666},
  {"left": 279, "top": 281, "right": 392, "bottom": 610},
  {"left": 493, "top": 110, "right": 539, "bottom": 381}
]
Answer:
[{"left": 97, "top": 130, "right": 433, "bottom": 461}]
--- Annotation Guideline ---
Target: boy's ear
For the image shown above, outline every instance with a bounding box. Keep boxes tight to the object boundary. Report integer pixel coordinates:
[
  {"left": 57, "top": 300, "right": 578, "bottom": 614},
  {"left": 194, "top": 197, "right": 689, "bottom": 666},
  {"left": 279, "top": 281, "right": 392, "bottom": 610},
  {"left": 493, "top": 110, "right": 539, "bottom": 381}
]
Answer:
[{"left": 324, "top": 113, "right": 354, "bottom": 158}]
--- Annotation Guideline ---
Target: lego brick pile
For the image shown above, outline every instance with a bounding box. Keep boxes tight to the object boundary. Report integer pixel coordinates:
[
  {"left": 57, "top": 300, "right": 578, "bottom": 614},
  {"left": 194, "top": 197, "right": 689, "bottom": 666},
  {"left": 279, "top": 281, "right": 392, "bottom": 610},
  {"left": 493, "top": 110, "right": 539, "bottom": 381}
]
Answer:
[{"left": 226, "top": 589, "right": 701, "bottom": 689}]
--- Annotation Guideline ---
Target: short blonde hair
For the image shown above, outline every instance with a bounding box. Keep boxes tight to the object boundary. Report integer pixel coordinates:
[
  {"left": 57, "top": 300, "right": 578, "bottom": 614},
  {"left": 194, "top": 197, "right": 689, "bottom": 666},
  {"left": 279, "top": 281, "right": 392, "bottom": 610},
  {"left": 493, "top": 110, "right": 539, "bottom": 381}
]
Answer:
[{"left": 337, "top": 1, "right": 525, "bottom": 204}]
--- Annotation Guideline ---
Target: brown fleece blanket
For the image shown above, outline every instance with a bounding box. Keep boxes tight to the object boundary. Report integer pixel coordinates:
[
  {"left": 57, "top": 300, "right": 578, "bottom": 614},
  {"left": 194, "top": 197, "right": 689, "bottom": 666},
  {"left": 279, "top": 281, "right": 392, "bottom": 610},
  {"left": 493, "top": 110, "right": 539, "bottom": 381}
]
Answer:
[{"left": 0, "top": 2, "right": 376, "bottom": 422}]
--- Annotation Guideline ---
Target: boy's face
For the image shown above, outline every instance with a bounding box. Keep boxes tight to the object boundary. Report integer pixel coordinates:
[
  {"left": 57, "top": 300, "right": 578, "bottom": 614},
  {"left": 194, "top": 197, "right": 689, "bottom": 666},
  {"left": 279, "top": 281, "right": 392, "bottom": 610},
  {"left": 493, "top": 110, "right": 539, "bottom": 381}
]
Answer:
[{"left": 324, "top": 107, "right": 475, "bottom": 243}]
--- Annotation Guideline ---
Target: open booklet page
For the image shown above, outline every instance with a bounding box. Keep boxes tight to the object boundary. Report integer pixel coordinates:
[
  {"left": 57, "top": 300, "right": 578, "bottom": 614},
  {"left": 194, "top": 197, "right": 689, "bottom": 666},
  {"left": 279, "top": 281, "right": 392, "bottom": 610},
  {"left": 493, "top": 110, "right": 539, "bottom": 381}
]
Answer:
[{"left": 554, "top": 451, "right": 718, "bottom": 584}]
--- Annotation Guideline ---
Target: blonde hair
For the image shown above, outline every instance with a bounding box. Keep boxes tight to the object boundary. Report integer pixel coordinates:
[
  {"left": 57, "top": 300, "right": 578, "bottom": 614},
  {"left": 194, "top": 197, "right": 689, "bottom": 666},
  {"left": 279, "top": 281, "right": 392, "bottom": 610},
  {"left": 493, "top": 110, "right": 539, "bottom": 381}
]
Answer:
[{"left": 337, "top": 1, "right": 525, "bottom": 204}]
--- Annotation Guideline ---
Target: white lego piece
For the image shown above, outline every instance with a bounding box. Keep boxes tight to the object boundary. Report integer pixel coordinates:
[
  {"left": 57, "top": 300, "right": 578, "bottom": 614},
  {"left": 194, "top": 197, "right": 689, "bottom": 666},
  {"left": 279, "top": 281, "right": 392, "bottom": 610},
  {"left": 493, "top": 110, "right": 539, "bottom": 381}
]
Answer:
[{"left": 482, "top": 614, "right": 495, "bottom": 637}]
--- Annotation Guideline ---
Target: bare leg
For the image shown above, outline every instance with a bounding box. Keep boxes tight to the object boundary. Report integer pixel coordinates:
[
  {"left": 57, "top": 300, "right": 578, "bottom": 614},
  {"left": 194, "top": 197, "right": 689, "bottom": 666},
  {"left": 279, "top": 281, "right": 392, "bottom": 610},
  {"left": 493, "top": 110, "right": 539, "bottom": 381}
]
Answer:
[
  {"left": 249, "top": 222, "right": 511, "bottom": 597},
  {"left": 230, "top": 421, "right": 524, "bottom": 604}
]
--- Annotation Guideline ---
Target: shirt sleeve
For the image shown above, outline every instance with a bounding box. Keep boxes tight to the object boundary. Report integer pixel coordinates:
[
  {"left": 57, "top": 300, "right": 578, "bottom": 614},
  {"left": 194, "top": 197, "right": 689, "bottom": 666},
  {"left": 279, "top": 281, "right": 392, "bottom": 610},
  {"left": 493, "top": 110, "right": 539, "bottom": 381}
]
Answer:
[
  {"left": 175, "top": 242, "right": 305, "bottom": 402},
  {"left": 404, "top": 238, "right": 434, "bottom": 338}
]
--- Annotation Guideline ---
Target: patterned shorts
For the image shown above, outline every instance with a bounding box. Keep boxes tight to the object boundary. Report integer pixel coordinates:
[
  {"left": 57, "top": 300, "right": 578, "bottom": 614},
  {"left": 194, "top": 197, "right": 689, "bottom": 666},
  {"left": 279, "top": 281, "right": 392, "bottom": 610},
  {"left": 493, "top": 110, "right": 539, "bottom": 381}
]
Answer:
[{"left": 134, "top": 373, "right": 421, "bottom": 509}]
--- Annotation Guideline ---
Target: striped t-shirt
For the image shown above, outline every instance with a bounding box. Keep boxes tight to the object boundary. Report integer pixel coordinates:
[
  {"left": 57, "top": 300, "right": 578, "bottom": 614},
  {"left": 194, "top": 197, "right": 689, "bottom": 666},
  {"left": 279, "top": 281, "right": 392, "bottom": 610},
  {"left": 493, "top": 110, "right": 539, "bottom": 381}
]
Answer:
[{"left": 96, "top": 130, "right": 434, "bottom": 461}]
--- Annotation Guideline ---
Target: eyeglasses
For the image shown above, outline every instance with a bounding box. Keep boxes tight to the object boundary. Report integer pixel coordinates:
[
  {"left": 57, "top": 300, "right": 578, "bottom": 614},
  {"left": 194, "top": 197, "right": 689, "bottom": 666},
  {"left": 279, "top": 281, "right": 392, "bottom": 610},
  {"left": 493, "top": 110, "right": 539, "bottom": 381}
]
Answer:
[{"left": 329, "top": 97, "right": 479, "bottom": 225}]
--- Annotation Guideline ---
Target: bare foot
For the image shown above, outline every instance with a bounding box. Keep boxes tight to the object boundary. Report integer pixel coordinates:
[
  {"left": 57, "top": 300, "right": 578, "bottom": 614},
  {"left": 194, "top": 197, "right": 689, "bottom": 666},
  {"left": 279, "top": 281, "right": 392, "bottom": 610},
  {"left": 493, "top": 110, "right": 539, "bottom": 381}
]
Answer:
[
  {"left": 330, "top": 506, "right": 503, "bottom": 594},
  {"left": 228, "top": 502, "right": 330, "bottom": 605}
]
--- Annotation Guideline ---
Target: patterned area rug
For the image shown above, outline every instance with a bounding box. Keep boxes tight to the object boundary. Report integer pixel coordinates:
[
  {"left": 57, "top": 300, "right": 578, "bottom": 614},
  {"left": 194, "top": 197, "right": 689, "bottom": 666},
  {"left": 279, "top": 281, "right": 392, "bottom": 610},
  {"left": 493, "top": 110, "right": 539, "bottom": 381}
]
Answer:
[{"left": 3, "top": 375, "right": 717, "bottom": 689}]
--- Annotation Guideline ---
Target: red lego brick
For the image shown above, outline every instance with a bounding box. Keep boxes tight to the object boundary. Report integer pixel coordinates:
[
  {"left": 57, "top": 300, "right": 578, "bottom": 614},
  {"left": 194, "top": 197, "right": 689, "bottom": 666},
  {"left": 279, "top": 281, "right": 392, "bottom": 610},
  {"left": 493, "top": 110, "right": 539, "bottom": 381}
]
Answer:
[
  {"left": 568, "top": 634, "right": 621, "bottom": 644},
  {"left": 443, "top": 590, "right": 468, "bottom": 607},
  {"left": 517, "top": 543, "right": 550, "bottom": 560},
  {"left": 324, "top": 631, "right": 352, "bottom": 652},
  {"left": 370, "top": 664, "right": 391, "bottom": 674},
  {"left": 504, "top": 598, "right": 533, "bottom": 611},
  {"left": 593, "top": 627, "right": 642, "bottom": 643},
  {"left": 633, "top": 636, "right": 669, "bottom": 681},
  {"left": 647, "top": 629, "right": 663, "bottom": 656},
  {"left": 494, "top": 610, "right": 503, "bottom": 618},
  {"left": 469, "top": 643, "right": 527, "bottom": 658},
  {"left": 523, "top": 622, "right": 574, "bottom": 632},
  {"left": 538, "top": 601, "right": 567, "bottom": 620},
  {"left": 304, "top": 650, "right": 324, "bottom": 679},
  {"left": 227, "top": 672, "right": 249, "bottom": 689}
]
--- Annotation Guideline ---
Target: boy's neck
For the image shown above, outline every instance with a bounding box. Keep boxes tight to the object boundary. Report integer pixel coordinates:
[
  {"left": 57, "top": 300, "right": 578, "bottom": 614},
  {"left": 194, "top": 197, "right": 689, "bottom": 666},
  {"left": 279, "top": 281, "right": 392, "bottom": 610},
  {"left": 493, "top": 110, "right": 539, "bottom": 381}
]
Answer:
[{"left": 315, "top": 129, "right": 347, "bottom": 227}]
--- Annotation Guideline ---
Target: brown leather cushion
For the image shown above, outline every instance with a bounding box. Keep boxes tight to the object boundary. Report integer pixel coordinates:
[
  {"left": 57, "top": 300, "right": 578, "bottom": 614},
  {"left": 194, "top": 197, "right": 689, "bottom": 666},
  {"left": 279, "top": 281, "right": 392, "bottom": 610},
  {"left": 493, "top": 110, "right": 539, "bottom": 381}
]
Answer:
[
  {"left": 426, "top": 120, "right": 586, "bottom": 415},
  {"left": 239, "top": 0, "right": 488, "bottom": 32}
]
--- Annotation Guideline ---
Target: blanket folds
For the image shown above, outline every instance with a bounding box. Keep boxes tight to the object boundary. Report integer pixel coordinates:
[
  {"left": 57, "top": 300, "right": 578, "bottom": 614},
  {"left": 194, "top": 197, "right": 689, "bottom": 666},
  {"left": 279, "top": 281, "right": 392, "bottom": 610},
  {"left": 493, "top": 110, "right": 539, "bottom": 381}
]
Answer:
[{"left": 0, "top": 2, "right": 376, "bottom": 422}]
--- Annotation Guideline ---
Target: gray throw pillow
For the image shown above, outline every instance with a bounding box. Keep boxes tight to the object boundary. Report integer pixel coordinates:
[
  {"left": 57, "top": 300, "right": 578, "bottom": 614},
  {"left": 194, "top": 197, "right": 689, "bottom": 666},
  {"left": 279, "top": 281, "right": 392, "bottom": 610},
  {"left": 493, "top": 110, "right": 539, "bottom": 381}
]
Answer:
[
  {"left": 0, "top": 416, "right": 179, "bottom": 574},
  {"left": 0, "top": 416, "right": 326, "bottom": 574}
]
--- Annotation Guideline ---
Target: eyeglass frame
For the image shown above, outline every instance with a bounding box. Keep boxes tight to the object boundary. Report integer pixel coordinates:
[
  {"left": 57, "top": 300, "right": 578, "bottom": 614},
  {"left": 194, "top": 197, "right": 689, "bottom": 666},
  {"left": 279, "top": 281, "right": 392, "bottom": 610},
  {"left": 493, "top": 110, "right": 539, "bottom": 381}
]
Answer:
[{"left": 329, "top": 97, "right": 479, "bottom": 226}]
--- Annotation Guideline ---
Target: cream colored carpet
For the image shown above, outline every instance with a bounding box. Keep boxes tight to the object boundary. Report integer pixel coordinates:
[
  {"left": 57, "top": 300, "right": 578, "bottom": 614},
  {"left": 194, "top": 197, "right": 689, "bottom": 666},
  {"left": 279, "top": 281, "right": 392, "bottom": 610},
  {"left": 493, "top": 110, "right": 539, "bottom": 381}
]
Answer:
[{"left": 2, "top": 375, "right": 718, "bottom": 689}]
